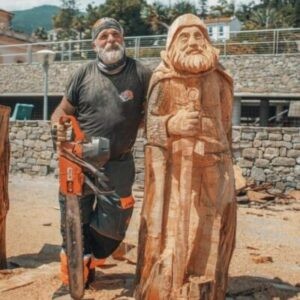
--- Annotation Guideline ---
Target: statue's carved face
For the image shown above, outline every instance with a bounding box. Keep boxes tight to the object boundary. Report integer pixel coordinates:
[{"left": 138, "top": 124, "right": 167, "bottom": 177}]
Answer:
[
  {"left": 169, "top": 26, "right": 219, "bottom": 74},
  {"left": 176, "top": 26, "right": 206, "bottom": 54}
]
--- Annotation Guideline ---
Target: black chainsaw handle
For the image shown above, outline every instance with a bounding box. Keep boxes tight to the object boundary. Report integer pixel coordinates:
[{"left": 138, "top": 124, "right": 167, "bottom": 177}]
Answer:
[{"left": 84, "top": 175, "right": 114, "bottom": 196}]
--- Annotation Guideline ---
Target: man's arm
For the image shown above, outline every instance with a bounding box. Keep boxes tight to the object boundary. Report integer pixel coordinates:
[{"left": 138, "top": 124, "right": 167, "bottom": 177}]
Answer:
[{"left": 51, "top": 96, "right": 76, "bottom": 124}]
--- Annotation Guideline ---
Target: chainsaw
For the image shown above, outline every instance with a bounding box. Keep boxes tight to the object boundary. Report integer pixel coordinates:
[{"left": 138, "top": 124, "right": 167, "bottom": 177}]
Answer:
[{"left": 57, "top": 115, "right": 112, "bottom": 299}]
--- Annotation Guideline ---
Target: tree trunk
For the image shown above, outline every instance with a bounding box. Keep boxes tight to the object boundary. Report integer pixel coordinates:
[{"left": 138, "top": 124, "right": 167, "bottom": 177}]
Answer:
[{"left": 0, "top": 105, "right": 11, "bottom": 269}]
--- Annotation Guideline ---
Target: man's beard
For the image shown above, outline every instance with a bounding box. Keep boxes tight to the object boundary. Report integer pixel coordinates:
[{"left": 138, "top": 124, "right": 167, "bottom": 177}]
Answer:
[
  {"left": 169, "top": 42, "right": 219, "bottom": 74},
  {"left": 96, "top": 42, "right": 125, "bottom": 65}
]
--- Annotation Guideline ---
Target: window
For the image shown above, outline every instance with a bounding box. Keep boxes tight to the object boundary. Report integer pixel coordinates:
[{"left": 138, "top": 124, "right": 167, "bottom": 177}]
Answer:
[
  {"left": 219, "top": 26, "right": 224, "bottom": 37},
  {"left": 208, "top": 26, "right": 213, "bottom": 37},
  {"left": 15, "top": 57, "right": 24, "bottom": 64}
]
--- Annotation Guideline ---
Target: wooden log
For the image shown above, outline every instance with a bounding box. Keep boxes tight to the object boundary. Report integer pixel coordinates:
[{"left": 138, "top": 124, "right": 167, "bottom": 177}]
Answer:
[
  {"left": 247, "top": 190, "right": 275, "bottom": 202},
  {"left": 0, "top": 263, "right": 58, "bottom": 292},
  {"left": 0, "top": 105, "right": 11, "bottom": 269},
  {"left": 234, "top": 165, "right": 247, "bottom": 192}
]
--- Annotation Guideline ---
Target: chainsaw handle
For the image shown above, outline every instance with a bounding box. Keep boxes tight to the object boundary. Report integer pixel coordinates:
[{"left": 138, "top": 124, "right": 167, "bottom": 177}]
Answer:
[{"left": 59, "top": 115, "right": 85, "bottom": 142}]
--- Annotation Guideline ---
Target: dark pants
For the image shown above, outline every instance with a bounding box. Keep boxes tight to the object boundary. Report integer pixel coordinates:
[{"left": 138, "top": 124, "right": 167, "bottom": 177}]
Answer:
[{"left": 59, "top": 153, "right": 135, "bottom": 259}]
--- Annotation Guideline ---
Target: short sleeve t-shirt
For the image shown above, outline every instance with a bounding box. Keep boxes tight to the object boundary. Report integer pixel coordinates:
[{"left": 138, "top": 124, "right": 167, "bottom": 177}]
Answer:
[{"left": 65, "top": 58, "right": 151, "bottom": 159}]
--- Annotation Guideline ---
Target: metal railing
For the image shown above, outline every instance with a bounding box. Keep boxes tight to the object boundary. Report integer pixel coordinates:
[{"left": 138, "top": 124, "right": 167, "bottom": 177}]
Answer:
[{"left": 0, "top": 28, "right": 299, "bottom": 65}]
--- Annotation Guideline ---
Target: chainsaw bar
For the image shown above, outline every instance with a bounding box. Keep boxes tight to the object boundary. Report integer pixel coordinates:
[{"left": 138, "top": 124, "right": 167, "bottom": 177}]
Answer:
[{"left": 65, "top": 195, "right": 84, "bottom": 300}]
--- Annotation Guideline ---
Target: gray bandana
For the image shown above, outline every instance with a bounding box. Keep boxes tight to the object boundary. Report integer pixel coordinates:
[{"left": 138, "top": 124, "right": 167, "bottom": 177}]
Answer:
[
  {"left": 92, "top": 18, "right": 124, "bottom": 41},
  {"left": 97, "top": 54, "right": 127, "bottom": 75}
]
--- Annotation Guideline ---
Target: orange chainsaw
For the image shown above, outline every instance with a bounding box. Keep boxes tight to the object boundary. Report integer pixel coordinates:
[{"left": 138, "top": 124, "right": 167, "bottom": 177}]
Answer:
[{"left": 57, "top": 115, "right": 112, "bottom": 299}]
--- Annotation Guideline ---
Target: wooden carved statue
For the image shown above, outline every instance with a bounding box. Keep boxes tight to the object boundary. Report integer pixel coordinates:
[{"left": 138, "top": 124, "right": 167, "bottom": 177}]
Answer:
[{"left": 135, "top": 14, "right": 237, "bottom": 300}]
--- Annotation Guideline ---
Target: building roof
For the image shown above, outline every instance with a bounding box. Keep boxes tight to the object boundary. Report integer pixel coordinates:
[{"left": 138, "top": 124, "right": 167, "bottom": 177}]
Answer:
[
  {"left": 0, "top": 30, "right": 37, "bottom": 43},
  {"left": 0, "top": 9, "right": 14, "bottom": 17},
  {"left": 204, "top": 16, "right": 235, "bottom": 25}
]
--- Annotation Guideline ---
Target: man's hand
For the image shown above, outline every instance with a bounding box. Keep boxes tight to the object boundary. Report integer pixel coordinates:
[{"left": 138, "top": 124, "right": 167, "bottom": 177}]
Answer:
[
  {"left": 50, "top": 96, "right": 76, "bottom": 151},
  {"left": 51, "top": 122, "right": 68, "bottom": 151},
  {"left": 167, "top": 109, "right": 200, "bottom": 137}
]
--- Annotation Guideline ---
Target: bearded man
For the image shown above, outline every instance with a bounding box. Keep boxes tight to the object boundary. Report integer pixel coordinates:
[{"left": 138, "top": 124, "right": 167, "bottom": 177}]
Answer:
[
  {"left": 51, "top": 18, "right": 151, "bottom": 298},
  {"left": 135, "top": 14, "right": 236, "bottom": 300}
]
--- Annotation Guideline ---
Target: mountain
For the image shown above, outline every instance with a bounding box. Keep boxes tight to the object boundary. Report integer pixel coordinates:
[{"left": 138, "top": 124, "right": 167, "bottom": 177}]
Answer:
[{"left": 11, "top": 5, "right": 60, "bottom": 34}]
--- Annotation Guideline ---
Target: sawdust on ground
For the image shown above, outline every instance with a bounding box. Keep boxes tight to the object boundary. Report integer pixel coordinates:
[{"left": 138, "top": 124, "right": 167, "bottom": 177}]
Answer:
[{"left": 1, "top": 174, "right": 300, "bottom": 300}]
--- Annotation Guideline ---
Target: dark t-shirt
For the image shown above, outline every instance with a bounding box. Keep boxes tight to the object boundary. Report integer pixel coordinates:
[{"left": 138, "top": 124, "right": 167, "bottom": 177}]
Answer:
[{"left": 65, "top": 58, "right": 151, "bottom": 159}]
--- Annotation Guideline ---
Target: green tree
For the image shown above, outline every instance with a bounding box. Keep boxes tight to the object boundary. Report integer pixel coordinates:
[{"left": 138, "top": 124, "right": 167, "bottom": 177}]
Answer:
[
  {"left": 235, "top": 1, "right": 256, "bottom": 22},
  {"left": 209, "top": 0, "right": 235, "bottom": 17},
  {"left": 52, "top": 0, "right": 81, "bottom": 40},
  {"left": 33, "top": 26, "right": 48, "bottom": 40},
  {"left": 141, "top": 0, "right": 197, "bottom": 34},
  {"left": 242, "top": 0, "right": 296, "bottom": 29},
  {"left": 198, "top": 0, "right": 208, "bottom": 19},
  {"left": 141, "top": 2, "right": 170, "bottom": 34},
  {"left": 172, "top": 1, "right": 197, "bottom": 17},
  {"left": 246, "top": 7, "right": 278, "bottom": 28},
  {"left": 85, "top": 4, "right": 102, "bottom": 27},
  {"left": 294, "top": 0, "right": 300, "bottom": 27},
  {"left": 96, "top": 0, "right": 151, "bottom": 36},
  {"left": 72, "top": 14, "right": 86, "bottom": 40},
  {"left": 244, "top": 4, "right": 294, "bottom": 29}
]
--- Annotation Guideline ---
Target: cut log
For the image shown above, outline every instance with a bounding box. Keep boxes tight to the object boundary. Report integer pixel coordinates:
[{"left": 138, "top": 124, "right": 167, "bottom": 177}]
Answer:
[
  {"left": 247, "top": 190, "right": 275, "bottom": 202},
  {"left": 0, "top": 263, "right": 58, "bottom": 292},
  {"left": 251, "top": 182, "right": 273, "bottom": 192},
  {"left": 252, "top": 256, "right": 273, "bottom": 264},
  {"left": 0, "top": 105, "right": 11, "bottom": 269},
  {"left": 234, "top": 165, "right": 247, "bottom": 192},
  {"left": 287, "top": 190, "right": 300, "bottom": 201}
]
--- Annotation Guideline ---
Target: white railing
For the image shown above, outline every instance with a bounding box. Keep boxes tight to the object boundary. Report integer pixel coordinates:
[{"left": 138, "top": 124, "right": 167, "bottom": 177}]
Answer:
[{"left": 0, "top": 28, "right": 299, "bottom": 64}]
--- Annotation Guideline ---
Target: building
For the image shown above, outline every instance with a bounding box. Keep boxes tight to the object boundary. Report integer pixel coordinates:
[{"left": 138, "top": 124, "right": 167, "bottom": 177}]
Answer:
[
  {"left": 0, "top": 8, "right": 13, "bottom": 30},
  {"left": 204, "top": 16, "right": 242, "bottom": 41},
  {"left": 0, "top": 8, "right": 42, "bottom": 64},
  {"left": 47, "top": 28, "right": 82, "bottom": 41}
]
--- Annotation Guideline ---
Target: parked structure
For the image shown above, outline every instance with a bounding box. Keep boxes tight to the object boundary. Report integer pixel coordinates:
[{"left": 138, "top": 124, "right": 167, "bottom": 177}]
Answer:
[
  {"left": 47, "top": 28, "right": 81, "bottom": 42},
  {"left": 205, "top": 16, "right": 242, "bottom": 41}
]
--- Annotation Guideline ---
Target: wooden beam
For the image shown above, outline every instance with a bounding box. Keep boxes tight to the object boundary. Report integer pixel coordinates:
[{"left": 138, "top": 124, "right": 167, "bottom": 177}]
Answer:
[{"left": 0, "top": 105, "right": 11, "bottom": 269}]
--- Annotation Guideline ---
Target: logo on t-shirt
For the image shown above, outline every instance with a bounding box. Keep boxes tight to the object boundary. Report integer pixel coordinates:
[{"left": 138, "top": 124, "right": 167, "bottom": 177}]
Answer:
[{"left": 119, "top": 90, "right": 134, "bottom": 102}]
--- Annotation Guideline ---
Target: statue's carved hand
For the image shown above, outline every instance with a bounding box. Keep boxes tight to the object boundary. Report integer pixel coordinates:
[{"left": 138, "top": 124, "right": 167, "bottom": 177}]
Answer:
[{"left": 167, "top": 109, "right": 199, "bottom": 137}]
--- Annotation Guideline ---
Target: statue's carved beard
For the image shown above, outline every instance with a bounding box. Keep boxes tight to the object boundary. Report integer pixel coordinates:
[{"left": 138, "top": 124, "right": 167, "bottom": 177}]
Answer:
[
  {"left": 96, "top": 42, "right": 125, "bottom": 64},
  {"left": 169, "top": 42, "right": 219, "bottom": 74}
]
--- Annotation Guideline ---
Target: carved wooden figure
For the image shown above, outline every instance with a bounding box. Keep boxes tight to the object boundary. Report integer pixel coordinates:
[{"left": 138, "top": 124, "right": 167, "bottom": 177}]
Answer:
[
  {"left": 135, "top": 14, "right": 237, "bottom": 300},
  {"left": 0, "top": 105, "right": 10, "bottom": 269}
]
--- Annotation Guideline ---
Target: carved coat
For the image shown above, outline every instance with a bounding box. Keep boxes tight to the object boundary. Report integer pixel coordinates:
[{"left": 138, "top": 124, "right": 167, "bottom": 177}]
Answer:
[{"left": 135, "top": 14, "right": 237, "bottom": 300}]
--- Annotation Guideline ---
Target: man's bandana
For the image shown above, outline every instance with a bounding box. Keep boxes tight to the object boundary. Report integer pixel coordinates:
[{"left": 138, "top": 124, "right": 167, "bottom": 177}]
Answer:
[{"left": 92, "top": 18, "right": 124, "bottom": 41}]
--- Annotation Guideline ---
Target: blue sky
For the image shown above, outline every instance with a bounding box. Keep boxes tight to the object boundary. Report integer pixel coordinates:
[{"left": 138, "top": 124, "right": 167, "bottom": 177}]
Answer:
[{"left": 0, "top": 0, "right": 256, "bottom": 12}]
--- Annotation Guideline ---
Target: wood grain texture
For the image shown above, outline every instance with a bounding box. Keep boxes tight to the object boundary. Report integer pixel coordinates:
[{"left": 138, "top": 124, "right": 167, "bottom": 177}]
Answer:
[
  {"left": 0, "top": 105, "right": 11, "bottom": 269},
  {"left": 135, "top": 14, "right": 236, "bottom": 300}
]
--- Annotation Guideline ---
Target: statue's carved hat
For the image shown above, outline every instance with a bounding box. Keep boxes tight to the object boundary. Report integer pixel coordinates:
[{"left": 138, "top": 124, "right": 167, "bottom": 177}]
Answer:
[{"left": 166, "top": 14, "right": 210, "bottom": 51}]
